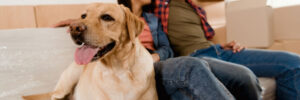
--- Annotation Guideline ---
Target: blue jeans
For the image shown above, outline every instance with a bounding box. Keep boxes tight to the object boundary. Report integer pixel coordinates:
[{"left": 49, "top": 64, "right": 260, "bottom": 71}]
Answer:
[
  {"left": 190, "top": 44, "right": 300, "bottom": 100},
  {"left": 154, "top": 56, "right": 261, "bottom": 100}
]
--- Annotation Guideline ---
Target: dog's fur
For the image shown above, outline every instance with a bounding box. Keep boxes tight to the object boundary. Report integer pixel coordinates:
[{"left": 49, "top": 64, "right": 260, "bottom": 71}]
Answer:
[{"left": 23, "top": 3, "right": 158, "bottom": 100}]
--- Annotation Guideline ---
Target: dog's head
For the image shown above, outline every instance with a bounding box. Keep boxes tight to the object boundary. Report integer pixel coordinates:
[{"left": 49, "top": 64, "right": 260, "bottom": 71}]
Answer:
[{"left": 70, "top": 3, "right": 144, "bottom": 65}]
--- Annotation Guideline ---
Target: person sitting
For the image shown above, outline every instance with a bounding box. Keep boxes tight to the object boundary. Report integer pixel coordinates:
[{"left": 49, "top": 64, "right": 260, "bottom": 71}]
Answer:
[{"left": 153, "top": 0, "right": 300, "bottom": 100}]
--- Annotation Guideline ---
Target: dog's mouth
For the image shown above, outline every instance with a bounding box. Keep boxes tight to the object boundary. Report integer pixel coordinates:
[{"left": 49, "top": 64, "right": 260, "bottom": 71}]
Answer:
[
  {"left": 74, "top": 41, "right": 116, "bottom": 65},
  {"left": 91, "top": 42, "right": 116, "bottom": 61}
]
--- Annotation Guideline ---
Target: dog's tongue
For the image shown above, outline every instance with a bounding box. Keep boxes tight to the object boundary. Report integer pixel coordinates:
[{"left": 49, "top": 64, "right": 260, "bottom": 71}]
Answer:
[{"left": 75, "top": 45, "right": 99, "bottom": 65}]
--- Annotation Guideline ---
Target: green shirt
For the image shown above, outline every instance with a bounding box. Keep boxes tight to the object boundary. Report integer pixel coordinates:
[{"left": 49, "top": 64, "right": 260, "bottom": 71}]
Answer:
[{"left": 168, "top": 0, "right": 212, "bottom": 56}]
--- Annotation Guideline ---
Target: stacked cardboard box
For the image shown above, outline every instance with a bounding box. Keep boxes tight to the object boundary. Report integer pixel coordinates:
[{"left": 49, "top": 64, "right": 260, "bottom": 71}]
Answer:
[{"left": 226, "top": 0, "right": 273, "bottom": 48}]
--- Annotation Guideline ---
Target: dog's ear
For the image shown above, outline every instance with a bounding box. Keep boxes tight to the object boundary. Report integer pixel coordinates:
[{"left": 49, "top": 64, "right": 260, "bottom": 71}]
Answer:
[{"left": 120, "top": 5, "right": 144, "bottom": 42}]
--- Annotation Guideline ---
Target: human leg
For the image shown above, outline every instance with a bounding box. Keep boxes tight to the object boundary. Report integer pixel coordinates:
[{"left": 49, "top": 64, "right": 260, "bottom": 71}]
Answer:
[
  {"left": 222, "top": 49, "right": 300, "bottom": 100},
  {"left": 201, "top": 57, "right": 262, "bottom": 100},
  {"left": 154, "top": 56, "right": 234, "bottom": 100}
]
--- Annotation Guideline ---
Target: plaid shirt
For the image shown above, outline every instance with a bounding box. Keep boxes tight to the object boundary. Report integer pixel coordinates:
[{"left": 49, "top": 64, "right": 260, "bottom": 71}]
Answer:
[{"left": 154, "top": 0, "right": 215, "bottom": 40}]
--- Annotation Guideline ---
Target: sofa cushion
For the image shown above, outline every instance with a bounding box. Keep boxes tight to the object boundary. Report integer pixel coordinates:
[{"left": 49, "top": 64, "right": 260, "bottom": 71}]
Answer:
[{"left": 259, "top": 77, "right": 276, "bottom": 100}]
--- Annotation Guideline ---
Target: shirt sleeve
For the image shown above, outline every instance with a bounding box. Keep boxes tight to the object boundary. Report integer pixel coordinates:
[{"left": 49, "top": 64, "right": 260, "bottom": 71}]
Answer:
[{"left": 154, "top": 20, "right": 174, "bottom": 61}]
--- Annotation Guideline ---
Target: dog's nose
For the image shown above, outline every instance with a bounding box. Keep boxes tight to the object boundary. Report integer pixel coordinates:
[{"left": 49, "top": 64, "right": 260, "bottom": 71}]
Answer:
[
  {"left": 70, "top": 22, "right": 87, "bottom": 45},
  {"left": 70, "top": 22, "right": 87, "bottom": 34}
]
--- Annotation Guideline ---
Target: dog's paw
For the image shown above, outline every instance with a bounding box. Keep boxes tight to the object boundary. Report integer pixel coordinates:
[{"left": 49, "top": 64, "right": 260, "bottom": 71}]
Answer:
[
  {"left": 51, "top": 92, "right": 66, "bottom": 100},
  {"left": 22, "top": 93, "right": 52, "bottom": 100},
  {"left": 22, "top": 96, "right": 31, "bottom": 100}
]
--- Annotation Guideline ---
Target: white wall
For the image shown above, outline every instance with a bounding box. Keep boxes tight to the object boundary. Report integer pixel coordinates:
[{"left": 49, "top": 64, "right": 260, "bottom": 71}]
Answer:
[
  {"left": 0, "top": 0, "right": 116, "bottom": 5},
  {"left": 268, "top": 0, "right": 300, "bottom": 8}
]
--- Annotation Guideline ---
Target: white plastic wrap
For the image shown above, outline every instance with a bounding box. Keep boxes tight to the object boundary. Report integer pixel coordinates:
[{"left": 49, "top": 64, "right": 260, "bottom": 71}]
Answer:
[{"left": 0, "top": 28, "right": 76, "bottom": 100}]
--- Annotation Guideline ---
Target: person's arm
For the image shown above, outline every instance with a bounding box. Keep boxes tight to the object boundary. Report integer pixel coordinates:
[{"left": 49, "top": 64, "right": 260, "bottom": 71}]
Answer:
[
  {"left": 153, "top": 20, "right": 174, "bottom": 61},
  {"left": 52, "top": 19, "right": 77, "bottom": 28}
]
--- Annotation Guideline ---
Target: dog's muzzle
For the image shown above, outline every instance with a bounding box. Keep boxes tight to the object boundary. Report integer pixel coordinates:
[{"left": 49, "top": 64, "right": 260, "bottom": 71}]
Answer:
[{"left": 70, "top": 22, "right": 87, "bottom": 45}]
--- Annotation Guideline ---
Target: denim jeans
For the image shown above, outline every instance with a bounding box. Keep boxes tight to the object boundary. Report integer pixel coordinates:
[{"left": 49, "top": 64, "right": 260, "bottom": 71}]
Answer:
[
  {"left": 154, "top": 56, "right": 261, "bottom": 100},
  {"left": 190, "top": 44, "right": 300, "bottom": 100}
]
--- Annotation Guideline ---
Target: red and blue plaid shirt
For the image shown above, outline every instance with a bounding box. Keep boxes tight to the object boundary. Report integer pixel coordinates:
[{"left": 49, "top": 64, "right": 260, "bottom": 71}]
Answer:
[{"left": 153, "top": 0, "right": 215, "bottom": 40}]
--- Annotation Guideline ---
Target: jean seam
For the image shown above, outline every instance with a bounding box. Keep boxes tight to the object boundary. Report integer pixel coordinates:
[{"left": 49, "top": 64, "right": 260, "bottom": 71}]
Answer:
[
  {"left": 293, "top": 68, "right": 300, "bottom": 100},
  {"left": 245, "top": 63, "right": 297, "bottom": 70},
  {"left": 213, "top": 44, "right": 225, "bottom": 60},
  {"left": 244, "top": 63, "right": 300, "bottom": 99},
  {"left": 213, "top": 45, "right": 221, "bottom": 56},
  {"left": 163, "top": 80, "right": 188, "bottom": 87}
]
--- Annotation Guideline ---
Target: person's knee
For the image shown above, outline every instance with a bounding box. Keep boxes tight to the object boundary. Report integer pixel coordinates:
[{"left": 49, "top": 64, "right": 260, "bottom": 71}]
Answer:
[
  {"left": 173, "top": 57, "right": 211, "bottom": 81},
  {"left": 180, "top": 57, "right": 210, "bottom": 71},
  {"left": 171, "top": 56, "right": 209, "bottom": 70},
  {"left": 155, "top": 57, "right": 210, "bottom": 82},
  {"left": 276, "top": 51, "right": 300, "bottom": 68}
]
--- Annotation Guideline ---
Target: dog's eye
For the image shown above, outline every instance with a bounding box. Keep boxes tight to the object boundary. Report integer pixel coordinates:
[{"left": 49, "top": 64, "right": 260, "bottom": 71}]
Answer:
[
  {"left": 81, "top": 13, "right": 87, "bottom": 19},
  {"left": 100, "top": 14, "right": 115, "bottom": 21}
]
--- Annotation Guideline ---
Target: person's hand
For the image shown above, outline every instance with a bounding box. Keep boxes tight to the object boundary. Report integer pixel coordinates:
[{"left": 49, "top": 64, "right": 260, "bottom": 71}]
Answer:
[
  {"left": 52, "top": 19, "right": 77, "bottom": 28},
  {"left": 221, "top": 40, "right": 246, "bottom": 53},
  {"left": 151, "top": 53, "right": 160, "bottom": 62}
]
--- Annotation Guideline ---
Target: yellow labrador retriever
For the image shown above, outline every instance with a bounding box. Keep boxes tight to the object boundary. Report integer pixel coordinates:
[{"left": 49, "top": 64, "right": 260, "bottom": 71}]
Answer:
[{"left": 23, "top": 3, "right": 158, "bottom": 100}]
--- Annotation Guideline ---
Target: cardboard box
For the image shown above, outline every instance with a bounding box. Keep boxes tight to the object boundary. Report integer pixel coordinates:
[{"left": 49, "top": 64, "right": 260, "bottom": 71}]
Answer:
[
  {"left": 0, "top": 6, "right": 36, "bottom": 29},
  {"left": 226, "top": 0, "right": 273, "bottom": 48},
  {"left": 35, "top": 4, "right": 88, "bottom": 27},
  {"left": 273, "top": 5, "right": 300, "bottom": 40},
  {"left": 194, "top": 1, "right": 227, "bottom": 44},
  {"left": 0, "top": 0, "right": 117, "bottom": 29}
]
